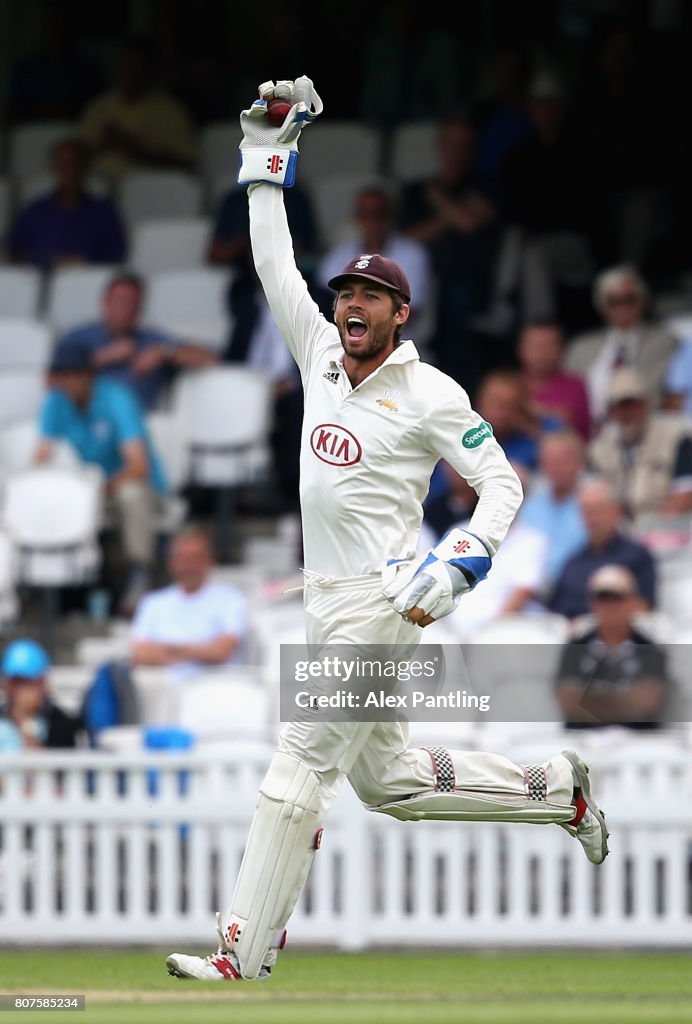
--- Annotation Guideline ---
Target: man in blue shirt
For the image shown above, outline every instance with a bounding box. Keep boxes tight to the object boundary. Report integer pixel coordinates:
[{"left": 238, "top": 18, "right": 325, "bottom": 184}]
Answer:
[
  {"left": 9, "top": 137, "right": 126, "bottom": 271},
  {"left": 547, "top": 478, "right": 657, "bottom": 620},
  {"left": 518, "top": 430, "right": 589, "bottom": 589},
  {"left": 37, "top": 342, "right": 168, "bottom": 615},
  {"left": 60, "top": 271, "right": 218, "bottom": 410}
]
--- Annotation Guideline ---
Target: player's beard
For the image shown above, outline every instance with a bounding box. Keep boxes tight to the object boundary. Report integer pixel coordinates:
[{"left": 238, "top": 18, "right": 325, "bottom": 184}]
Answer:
[{"left": 338, "top": 319, "right": 393, "bottom": 361}]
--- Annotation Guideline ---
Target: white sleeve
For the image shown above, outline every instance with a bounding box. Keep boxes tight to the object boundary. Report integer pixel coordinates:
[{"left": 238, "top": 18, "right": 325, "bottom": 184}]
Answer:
[
  {"left": 130, "top": 594, "right": 157, "bottom": 640},
  {"left": 221, "top": 588, "right": 248, "bottom": 637},
  {"left": 249, "top": 184, "right": 335, "bottom": 378},
  {"left": 422, "top": 395, "right": 524, "bottom": 555}
]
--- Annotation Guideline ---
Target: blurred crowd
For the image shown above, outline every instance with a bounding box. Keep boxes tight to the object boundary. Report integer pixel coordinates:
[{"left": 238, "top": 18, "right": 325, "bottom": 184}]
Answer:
[{"left": 1, "top": 3, "right": 692, "bottom": 748}]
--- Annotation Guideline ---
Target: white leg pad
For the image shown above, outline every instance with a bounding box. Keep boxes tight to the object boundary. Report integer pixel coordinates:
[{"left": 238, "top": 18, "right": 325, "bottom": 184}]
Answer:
[
  {"left": 370, "top": 748, "right": 576, "bottom": 825},
  {"left": 221, "top": 751, "right": 323, "bottom": 980}
]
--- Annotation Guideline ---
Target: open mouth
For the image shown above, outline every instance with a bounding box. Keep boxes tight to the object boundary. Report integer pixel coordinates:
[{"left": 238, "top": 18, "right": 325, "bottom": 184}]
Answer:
[{"left": 346, "top": 316, "right": 368, "bottom": 341}]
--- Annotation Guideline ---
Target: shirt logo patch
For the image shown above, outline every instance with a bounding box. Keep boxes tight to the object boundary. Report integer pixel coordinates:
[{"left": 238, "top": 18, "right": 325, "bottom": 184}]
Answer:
[
  {"left": 310, "top": 423, "right": 363, "bottom": 466},
  {"left": 462, "top": 420, "right": 493, "bottom": 449},
  {"left": 323, "top": 370, "right": 340, "bottom": 384},
  {"left": 376, "top": 388, "right": 403, "bottom": 413}
]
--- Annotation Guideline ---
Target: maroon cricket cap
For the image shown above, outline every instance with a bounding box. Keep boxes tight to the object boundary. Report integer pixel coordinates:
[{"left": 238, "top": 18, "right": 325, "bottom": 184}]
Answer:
[{"left": 328, "top": 254, "right": 412, "bottom": 304}]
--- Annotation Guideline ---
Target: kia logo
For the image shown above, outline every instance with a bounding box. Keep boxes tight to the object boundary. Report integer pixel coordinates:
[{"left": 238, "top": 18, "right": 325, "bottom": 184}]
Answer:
[{"left": 310, "top": 423, "right": 363, "bottom": 466}]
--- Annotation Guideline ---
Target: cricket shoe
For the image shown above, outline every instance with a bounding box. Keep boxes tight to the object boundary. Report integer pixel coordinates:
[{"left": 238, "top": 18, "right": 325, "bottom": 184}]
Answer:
[
  {"left": 560, "top": 749, "right": 609, "bottom": 865},
  {"left": 166, "top": 913, "right": 274, "bottom": 981}
]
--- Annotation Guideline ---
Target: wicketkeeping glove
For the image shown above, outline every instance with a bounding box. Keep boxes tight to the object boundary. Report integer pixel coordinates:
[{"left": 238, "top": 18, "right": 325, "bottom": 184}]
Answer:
[
  {"left": 382, "top": 528, "right": 492, "bottom": 624},
  {"left": 238, "top": 76, "right": 323, "bottom": 188}
]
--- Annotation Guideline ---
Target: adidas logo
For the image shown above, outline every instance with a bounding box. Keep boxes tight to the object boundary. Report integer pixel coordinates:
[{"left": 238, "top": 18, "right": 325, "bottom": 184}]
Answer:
[{"left": 323, "top": 371, "right": 340, "bottom": 384}]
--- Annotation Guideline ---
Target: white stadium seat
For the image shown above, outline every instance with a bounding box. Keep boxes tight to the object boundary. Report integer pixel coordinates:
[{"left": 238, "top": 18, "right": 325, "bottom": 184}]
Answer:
[
  {"left": 170, "top": 364, "right": 273, "bottom": 488},
  {"left": 0, "top": 269, "right": 42, "bottom": 318},
  {"left": 144, "top": 267, "right": 231, "bottom": 352},
  {"left": 176, "top": 669, "right": 271, "bottom": 741},
  {"left": 0, "top": 369, "right": 45, "bottom": 426},
  {"left": 0, "top": 419, "right": 81, "bottom": 477},
  {"left": 310, "top": 172, "right": 390, "bottom": 250},
  {"left": 130, "top": 216, "right": 211, "bottom": 274},
  {"left": 389, "top": 120, "right": 439, "bottom": 183},
  {"left": 298, "top": 121, "right": 382, "bottom": 182},
  {"left": 1, "top": 464, "right": 103, "bottom": 587},
  {"left": 118, "top": 170, "right": 203, "bottom": 227},
  {"left": 199, "top": 120, "right": 242, "bottom": 204},
  {"left": 44, "top": 265, "right": 119, "bottom": 333},
  {"left": 0, "top": 318, "right": 52, "bottom": 369}
]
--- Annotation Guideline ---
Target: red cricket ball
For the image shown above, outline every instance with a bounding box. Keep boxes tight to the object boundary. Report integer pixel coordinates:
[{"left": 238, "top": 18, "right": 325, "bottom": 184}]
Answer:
[{"left": 267, "top": 100, "right": 292, "bottom": 127}]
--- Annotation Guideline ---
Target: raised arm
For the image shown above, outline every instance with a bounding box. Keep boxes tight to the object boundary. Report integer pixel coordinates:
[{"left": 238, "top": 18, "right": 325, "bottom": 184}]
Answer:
[{"left": 237, "top": 77, "right": 329, "bottom": 376}]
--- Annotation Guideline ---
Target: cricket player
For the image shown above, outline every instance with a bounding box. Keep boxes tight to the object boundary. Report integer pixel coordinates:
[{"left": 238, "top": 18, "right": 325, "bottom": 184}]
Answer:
[{"left": 167, "top": 77, "right": 609, "bottom": 983}]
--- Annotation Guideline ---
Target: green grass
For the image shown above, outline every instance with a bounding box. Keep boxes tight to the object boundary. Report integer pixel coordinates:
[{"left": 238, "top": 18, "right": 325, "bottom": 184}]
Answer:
[{"left": 1, "top": 948, "right": 691, "bottom": 1024}]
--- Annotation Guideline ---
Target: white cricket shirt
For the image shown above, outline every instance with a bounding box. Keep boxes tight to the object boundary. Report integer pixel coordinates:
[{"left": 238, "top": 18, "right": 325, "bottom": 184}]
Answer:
[{"left": 250, "top": 185, "right": 523, "bottom": 579}]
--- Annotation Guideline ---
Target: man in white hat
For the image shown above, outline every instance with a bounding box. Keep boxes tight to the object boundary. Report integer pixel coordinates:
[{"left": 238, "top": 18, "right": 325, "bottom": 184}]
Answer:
[{"left": 588, "top": 366, "right": 692, "bottom": 523}]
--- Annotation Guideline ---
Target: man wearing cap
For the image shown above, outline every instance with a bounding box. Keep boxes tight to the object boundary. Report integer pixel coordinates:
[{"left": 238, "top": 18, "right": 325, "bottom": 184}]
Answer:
[
  {"left": 35, "top": 341, "right": 168, "bottom": 615},
  {"left": 588, "top": 366, "right": 692, "bottom": 523},
  {"left": 547, "top": 477, "right": 657, "bottom": 620},
  {"left": 167, "top": 76, "right": 610, "bottom": 986},
  {"left": 0, "top": 639, "right": 85, "bottom": 751},
  {"left": 555, "top": 565, "right": 670, "bottom": 731}
]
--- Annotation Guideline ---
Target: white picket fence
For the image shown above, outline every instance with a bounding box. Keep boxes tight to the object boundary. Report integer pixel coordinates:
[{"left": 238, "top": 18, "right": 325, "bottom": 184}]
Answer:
[{"left": 1, "top": 735, "right": 691, "bottom": 947}]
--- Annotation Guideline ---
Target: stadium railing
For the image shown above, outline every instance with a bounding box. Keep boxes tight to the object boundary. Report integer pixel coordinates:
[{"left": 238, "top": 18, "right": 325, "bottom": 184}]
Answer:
[{"left": 1, "top": 734, "right": 691, "bottom": 947}]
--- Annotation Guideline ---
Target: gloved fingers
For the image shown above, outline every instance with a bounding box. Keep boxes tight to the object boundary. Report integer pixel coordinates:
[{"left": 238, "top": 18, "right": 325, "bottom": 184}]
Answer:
[
  {"left": 391, "top": 572, "right": 439, "bottom": 615},
  {"left": 293, "top": 75, "right": 323, "bottom": 117},
  {"left": 381, "top": 560, "right": 418, "bottom": 601},
  {"left": 257, "top": 80, "right": 292, "bottom": 101}
]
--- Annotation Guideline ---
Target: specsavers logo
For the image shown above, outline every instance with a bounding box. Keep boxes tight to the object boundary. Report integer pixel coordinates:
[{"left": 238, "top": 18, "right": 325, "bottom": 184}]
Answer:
[
  {"left": 310, "top": 424, "right": 363, "bottom": 466},
  {"left": 462, "top": 420, "right": 493, "bottom": 449}
]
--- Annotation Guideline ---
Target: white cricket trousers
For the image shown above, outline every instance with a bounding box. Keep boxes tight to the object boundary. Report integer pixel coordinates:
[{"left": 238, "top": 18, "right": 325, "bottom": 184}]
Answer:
[{"left": 223, "top": 573, "right": 576, "bottom": 979}]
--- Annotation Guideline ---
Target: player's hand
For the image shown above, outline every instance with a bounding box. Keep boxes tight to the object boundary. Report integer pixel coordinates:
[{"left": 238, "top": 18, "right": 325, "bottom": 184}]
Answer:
[
  {"left": 382, "top": 528, "right": 492, "bottom": 625},
  {"left": 238, "top": 76, "right": 323, "bottom": 188},
  {"left": 401, "top": 605, "right": 435, "bottom": 628}
]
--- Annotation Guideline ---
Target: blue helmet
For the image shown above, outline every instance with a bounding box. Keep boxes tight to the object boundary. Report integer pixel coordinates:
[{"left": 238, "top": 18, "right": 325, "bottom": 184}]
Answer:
[{"left": 1, "top": 639, "right": 50, "bottom": 679}]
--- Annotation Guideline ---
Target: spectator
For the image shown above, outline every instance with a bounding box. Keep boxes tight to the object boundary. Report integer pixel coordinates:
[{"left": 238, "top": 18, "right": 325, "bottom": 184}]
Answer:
[
  {"left": 472, "top": 39, "right": 534, "bottom": 178},
  {"left": 518, "top": 430, "right": 589, "bottom": 588},
  {"left": 565, "top": 265, "right": 679, "bottom": 425},
  {"left": 475, "top": 368, "right": 562, "bottom": 477},
  {"left": 555, "top": 564, "right": 670, "bottom": 731},
  {"left": 0, "top": 640, "right": 84, "bottom": 751},
  {"left": 398, "top": 114, "right": 507, "bottom": 391},
  {"left": 517, "top": 320, "right": 592, "bottom": 441},
  {"left": 664, "top": 334, "right": 692, "bottom": 415},
  {"left": 547, "top": 478, "right": 657, "bottom": 621},
  {"left": 36, "top": 342, "right": 168, "bottom": 616},
  {"left": 130, "top": 523, "right": 248, "bottom": 681},
  {"left": 8, "top": 137, "right": 127, "bottom": 272},
  {"left": 80, "top": 35, "right": 197, "bottom": 181},
  {"left": 357, "top": 0, "right": 470, "bottom": 128},
  {"left": 315, "top": 183, "right": 433, "bottom": 347},
  {"left": 499, "top": 71, "right": 598, "bottom": 333},
  {"left": 59, "top": 271, "right": 218, "bottom": 411},
  {"left": 572, "top": 19, "right": 667, "bottom": 274},
  {"left": 588, "top": 367, "right": 692, "bottom": 524},
  {"left": 5, "top": 3, "right": 103, "bottom": 125}
]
